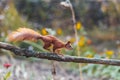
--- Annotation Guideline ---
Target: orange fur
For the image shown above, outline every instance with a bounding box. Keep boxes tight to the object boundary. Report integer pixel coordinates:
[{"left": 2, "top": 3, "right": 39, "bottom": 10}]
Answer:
[
  {"left": 7, "top": 28, "right": 73, "bottom": 54},
  {"left": 8, "top": 28, "right": 40, "bottom": 42}
]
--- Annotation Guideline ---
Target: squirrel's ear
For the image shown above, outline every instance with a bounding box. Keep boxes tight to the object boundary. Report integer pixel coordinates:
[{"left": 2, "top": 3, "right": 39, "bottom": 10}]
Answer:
[{"left": 66, "top": 41, "right": 71, "bottom": 44}]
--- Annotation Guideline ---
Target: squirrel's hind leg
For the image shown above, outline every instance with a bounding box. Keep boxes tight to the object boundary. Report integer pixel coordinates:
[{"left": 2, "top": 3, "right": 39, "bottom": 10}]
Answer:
[{"left": 43, "top": 43, "right": 51, "bottom": 51}]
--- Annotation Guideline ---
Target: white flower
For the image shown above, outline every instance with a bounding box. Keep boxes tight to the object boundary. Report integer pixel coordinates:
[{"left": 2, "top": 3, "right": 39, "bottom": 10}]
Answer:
[
  {"left": 46, "top": 28, "right": 56, "bottom": 35},
  {"left": 0, "top": 14, "right": 4, "bottom": 20},
  {"left": 60, "top": 1, "right": 70, "bottom": 8},
  {"left": 28, "top": 46, "right": 34, "bottom": 50}
]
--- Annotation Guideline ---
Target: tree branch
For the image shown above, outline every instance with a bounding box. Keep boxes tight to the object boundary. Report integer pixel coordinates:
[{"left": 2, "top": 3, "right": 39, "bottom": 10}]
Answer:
[{"left": 0, "top": 42, "right": 120, "bottom": 66}]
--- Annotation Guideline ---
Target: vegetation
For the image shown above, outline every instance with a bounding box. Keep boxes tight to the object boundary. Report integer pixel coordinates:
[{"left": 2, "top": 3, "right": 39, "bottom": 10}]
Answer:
[{"left": 0, "top": 0, "right": 120, "bottom": 80}]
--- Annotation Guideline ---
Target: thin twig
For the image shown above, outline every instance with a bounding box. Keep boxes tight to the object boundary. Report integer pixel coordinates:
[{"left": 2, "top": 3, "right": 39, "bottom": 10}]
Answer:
[
  {"left": 51, "top": 50, "right": 56, "bottom": 80},
  {"left": 67, "top": 0, "right": 83, "bottom": 80},
  {"left": 51, "top": 60, "right": 56, "bottom": 80},
  {"left": 1, "top": 42, "right": 120, "bottom": 66}
]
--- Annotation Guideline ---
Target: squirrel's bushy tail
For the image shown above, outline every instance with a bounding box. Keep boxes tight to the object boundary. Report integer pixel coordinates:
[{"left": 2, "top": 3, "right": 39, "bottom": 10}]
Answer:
[{"left": 7, "top": 28, "right": 41, "bottom": 42}]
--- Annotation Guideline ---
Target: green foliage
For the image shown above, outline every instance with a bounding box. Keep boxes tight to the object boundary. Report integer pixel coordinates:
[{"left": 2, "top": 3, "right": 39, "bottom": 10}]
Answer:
[
  {"left": 0, "top": 0, "right": 120, "bottom": 80},
  {"left": 4, "top": 71, "right": 11, "bottom": 80},
  {"left": 22, "top": 41, "right": 46, "bottom": 52},
  {"left": 3, "top": 1, "right": 29, "bottom": 29},
  {"left": 82, "top": 64, "right": 120, "bottom": 80},
  {"left": 0, "top": 1, "right": 29, "bottom": 37}
]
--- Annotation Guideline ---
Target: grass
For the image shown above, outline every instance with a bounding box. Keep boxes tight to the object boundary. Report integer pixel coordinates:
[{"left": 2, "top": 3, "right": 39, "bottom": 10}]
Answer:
[{"left": 87, "top": 27, "right": 120, "bottom": 41}]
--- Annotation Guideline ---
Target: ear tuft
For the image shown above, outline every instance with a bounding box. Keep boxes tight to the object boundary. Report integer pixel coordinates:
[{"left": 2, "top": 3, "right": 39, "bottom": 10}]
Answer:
[{"left": 67, "top": 41, "right": 71, "bottom": 44}]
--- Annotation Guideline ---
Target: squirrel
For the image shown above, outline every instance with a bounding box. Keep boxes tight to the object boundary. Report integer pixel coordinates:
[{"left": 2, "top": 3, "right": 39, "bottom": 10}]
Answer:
[{"left": 7, "top": 28, "right": 73, "bottom": 54}]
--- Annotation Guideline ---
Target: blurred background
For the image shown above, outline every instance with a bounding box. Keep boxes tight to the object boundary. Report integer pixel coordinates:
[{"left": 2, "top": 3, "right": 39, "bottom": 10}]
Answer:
[{"left": 0, "top": 0, "right": 120, "bottom": 80}]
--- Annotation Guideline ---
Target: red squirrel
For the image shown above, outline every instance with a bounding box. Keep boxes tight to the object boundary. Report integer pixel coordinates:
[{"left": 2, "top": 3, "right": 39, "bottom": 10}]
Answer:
[{"left": 7, "top": 28, "right": 73, "bottom": 54}]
